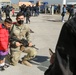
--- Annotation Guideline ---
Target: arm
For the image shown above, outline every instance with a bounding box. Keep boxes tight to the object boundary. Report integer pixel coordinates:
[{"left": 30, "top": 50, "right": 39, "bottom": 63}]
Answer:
[{"left": 25, "top": 25, "right": 31, "bottom": 43}]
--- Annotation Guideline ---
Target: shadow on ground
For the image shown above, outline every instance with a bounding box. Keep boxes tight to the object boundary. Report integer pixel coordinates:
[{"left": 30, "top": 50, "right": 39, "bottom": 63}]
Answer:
[
  {"left": 37, "top": 60, "right": 50, "bottom": 72},
  {"left": 30, "top": 55, "right": 50, "bottom": 72},
  {"left": 47, "top": 20, "right": 61, "bottom": 22},
  {"left": 6, "top": 55, "right": 50, "bottom": 72},
  {"left": 47, "top": 19, "right": 67, "bottom": 22},
  {"left": 33, "top": 55, "right": 49, "bottom": 63}
]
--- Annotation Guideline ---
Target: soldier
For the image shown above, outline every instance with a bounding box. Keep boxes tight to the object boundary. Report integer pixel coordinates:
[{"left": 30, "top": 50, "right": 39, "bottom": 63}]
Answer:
[{"left": 10, "top": 12, "right": 37, "bottom": 67}]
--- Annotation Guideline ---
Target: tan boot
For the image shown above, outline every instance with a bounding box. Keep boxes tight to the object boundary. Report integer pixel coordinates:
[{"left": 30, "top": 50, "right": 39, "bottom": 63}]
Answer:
[{"left": 22, "top": 60, "right": 32, "bottom": 67}]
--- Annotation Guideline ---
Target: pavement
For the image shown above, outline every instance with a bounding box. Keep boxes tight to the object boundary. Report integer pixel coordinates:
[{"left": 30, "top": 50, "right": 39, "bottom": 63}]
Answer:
[{"left": 0, "top": 13, "right": 69, "bottom": 75}]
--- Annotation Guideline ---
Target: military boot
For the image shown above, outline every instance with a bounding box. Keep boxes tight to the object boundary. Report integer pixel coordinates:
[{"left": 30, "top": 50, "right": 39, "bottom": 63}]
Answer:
[{"left": 22, "top": 60, "right": 32, "bottom": 67}]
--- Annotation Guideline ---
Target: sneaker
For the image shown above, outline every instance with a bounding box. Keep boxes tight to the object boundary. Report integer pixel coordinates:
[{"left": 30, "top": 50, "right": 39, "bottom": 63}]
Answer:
[
  {"left": 62, "top": 20, "right": 65, "bottom": 22},
  {"left": 0, "top": 66, "right": 5, "bottom": 71},
  {"left": 22, "top": 60, "right": 32, "bottom": 67},
  {"left": 4, "top": 63, "right": 9, "bottom": 68}
]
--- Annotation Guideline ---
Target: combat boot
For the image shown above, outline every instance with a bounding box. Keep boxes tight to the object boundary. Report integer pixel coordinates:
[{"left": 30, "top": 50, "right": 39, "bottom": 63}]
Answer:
[{"left": 22, "top": 60, "right": 32, "bottom": 67}]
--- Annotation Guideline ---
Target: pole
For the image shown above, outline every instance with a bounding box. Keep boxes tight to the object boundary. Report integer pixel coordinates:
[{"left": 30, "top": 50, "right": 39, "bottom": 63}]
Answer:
[
  {"left": 61, "top": 0, "right": 66, "bottom": 13},
  {"left": 52, "top": 5, "right": 54, "bottom": 15},
  {"left": 63, "top": 0, "right": 66, "bottom": 5}
]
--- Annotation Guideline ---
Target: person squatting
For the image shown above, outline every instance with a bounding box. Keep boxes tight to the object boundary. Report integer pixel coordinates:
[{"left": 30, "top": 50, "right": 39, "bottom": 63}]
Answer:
[{"left": 10, "top": 12, "right": 37, "bottom": 67}]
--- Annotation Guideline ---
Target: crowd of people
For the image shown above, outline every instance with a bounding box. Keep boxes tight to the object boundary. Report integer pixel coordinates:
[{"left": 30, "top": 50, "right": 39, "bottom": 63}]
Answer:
[{"left": 0, "top": 4, "right": 40, "bottom": 24}]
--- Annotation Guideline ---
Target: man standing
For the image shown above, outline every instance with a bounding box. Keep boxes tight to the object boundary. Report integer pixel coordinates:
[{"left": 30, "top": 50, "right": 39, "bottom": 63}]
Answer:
[
  {"left": 61, "top": 5, "right": 66, "bottom": 22},
  {"left": 68, "top": 5, "right": 74, "bottom": 20},
  {"left": 4, "top": 5, "right": 10, "bottom": 18},
  {"left": 10, "top": 12, "right": 37, "bottom": 67},
  {"left": 25, "top": 8, "right": 31, "bottom": 24}
]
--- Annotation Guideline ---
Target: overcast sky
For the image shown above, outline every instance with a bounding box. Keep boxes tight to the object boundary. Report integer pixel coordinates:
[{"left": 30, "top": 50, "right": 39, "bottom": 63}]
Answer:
[{"left": 11, "top": 0, "right": 76, "bottom": 4}]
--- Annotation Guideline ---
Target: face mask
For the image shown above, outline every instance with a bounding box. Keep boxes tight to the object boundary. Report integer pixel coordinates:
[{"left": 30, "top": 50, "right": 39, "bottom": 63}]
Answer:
[{"left": 17, "top": 20, "right": 24, "bottom": 25}]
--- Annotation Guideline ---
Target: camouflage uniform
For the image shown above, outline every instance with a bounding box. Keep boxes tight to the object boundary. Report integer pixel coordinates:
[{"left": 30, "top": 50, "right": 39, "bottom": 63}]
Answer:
[{"left": 10, "top": 23, "right": 37, "bottom": 66}]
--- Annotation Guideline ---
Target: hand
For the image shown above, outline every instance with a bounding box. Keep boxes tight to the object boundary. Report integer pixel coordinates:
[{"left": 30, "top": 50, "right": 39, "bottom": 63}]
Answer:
[
  {"left": 16, "top": 42, "right": 21, "bottom": 47},
  {"left": 50, "top": 53, "right": 55, "bottom": 64},
  {"left": 29, "top": 42, "right": 33, "bottom": 47}
]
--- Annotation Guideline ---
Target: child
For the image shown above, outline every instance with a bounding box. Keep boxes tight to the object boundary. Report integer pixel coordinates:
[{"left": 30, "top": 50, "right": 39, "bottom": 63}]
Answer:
[{"left": 0, "top": 18, "right": 12, "bottom": 71}]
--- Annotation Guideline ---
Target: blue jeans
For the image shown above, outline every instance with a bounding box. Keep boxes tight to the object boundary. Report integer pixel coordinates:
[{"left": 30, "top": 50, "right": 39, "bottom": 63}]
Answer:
[{"left": 62, "top": 13, "right": 65, "bottom": 21}]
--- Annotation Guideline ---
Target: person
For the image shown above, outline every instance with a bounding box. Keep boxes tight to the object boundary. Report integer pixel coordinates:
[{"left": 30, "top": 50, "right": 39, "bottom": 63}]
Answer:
[
  {"left": 44, "top": 14, "right": 76, "bottom": 75},
  {"left": 61, "top": 5, "right": 66, "bottom": 22},
  {"left": 10, "top": 12, "right": 37, "bottom": 67},
  {"left": 25, "top": 8, "right": 31, "bottom": 24},
  {"left": 19, "top": 4, "right": 26, "bottom": 13},
  {"left": 68, "top": 5, "right": 74, "bottom": 20},
  {"left": 57, "top": 4, "right": 61, "bottom": 14},
  {"left": 4, "top": 5, "right": 10, "bottom": 18},
  {"left": 0, "top": 18, "right": 12, "bottom": 71}
]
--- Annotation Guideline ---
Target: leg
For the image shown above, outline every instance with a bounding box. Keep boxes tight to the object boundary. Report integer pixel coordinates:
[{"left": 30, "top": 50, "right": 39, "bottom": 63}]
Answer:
[
  {"left": 0, "top": 55, "right": 6, "bottom": 71},
  {"left": 22, "top": 47, "right": 37, "bottom": 66},
  {"left": 62, "top": 16, "right": 64, "bottom": 22},
  {"left": 68, "top": 14, "right": 71, "bottom": 20},
  {"left": 28, "top": 17, "right": 30, "bottom": 23},
  {"left": 23, "top": 47, "right": 37, "bottom": 60},
  {"left": 26, "top": 17, "right": 28, "bottom": 24},
  {"left": 6, "top": 14, "right": 7, "bottom": 18},
  {"left": 10, "top": 51, "right": 21, "bottom": 66},
  {"left": 8, "top": 13, "right": 10, "bottom": 18}
]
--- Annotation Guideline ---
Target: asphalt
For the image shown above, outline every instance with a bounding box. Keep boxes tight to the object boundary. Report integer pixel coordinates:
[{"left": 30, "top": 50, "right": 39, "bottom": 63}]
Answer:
[{"left": 0, "top": 13, "right": 69, "bottom": 75}]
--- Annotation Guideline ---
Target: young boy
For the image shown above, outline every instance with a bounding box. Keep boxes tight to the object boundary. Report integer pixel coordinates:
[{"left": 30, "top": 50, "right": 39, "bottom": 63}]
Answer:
[{"left": 0, "top": 18, "right": 12, "bottom": 71}]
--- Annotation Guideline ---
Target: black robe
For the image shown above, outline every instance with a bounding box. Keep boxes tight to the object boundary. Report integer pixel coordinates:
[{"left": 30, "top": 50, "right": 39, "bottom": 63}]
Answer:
[{"left": 45, "top": 17, "right": 76, "bottom": 75}]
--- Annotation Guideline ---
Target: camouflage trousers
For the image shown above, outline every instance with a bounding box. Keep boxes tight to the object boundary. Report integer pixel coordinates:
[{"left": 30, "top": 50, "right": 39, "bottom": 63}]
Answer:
[{"left": 10, "top": 47, "right": 37, "bottom": 66}]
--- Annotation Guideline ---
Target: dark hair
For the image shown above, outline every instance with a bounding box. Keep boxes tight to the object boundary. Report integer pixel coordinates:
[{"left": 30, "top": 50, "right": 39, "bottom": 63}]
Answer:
[
  {"left": 16, "top": 12, "right": 25, "bottom": 18},
  {"left": 4, "top": 18, "right": 12, "bottom": 24}
]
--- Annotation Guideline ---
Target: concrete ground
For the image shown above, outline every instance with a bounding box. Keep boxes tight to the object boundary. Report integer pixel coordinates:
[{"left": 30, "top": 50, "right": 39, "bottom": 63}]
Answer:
[{"left": 0, "top": 13, "right": 69, "bottom": 75}]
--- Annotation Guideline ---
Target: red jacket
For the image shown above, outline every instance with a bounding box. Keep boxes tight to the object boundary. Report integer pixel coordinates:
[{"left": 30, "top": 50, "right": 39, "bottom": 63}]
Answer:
[{"left": 0, "top": 24, "right": 9, "bottom": 51}]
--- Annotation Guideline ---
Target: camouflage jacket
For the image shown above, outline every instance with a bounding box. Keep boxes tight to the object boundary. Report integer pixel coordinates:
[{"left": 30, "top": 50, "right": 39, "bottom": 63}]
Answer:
[{"left": 10, "top": 23, "right": 31, "bottom": 47}]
